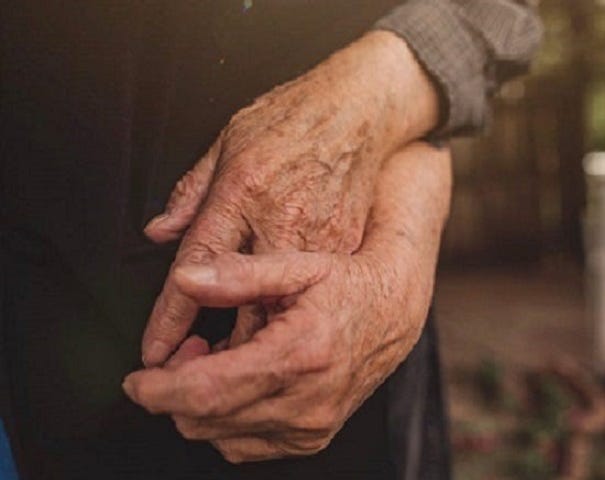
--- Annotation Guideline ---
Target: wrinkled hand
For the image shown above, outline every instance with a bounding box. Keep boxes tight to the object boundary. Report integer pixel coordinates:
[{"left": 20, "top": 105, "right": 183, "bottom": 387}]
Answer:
[
  {"left": 140, "top": 31, "right": 438, "bottom": 366},
  {"left": 123, "top": 143, "right": 451, "bottom": 463}
]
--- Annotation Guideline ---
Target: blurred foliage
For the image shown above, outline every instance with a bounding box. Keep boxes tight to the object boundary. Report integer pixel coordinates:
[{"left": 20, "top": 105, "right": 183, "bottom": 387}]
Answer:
[
  {"left": 507, "top": 449, "right": 556, "bottom": 480},
  {"left": 534, "top": 0, "right": 605, "bottom": 149},
  {"left": 476, "top": 357, "right": 504, "bottom": 407},
  {"left": 524, "top": 372, "right": 572, "bottom": 436},
  {"left": 454, "top": 366, "right": 581, "bottom": 479}
]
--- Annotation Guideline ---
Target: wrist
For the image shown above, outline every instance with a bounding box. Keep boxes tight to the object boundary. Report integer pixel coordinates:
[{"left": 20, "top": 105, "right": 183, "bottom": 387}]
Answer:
[
  {"left": 304, "top": 31, "right": 439, "bottom": 163},
  {"left": 363, "top": 143, "right": 451, "bottom": 260},
  {"left": 341, "top": 31, "right": 440, "bottom": 151}
]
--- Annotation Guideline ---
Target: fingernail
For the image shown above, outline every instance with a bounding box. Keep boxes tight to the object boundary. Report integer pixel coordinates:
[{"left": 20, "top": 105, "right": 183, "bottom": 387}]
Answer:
[
  {"left": 143, "top": 340, "right": 171, "bottom": 367},
  {"left": 145, "top": 213, "right": 170, "bottom": 231},
  {"left": 122, "top": 378, "right": 135, "bottom": 399},
  {"left": 180, "top": 265, "right": 218, "bottom": 285}
]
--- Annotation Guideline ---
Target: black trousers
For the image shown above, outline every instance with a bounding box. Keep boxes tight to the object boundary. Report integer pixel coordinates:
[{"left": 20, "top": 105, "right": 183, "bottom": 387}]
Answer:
[{"left": 1, "top": 232, "right": 449, "bottom": 479}]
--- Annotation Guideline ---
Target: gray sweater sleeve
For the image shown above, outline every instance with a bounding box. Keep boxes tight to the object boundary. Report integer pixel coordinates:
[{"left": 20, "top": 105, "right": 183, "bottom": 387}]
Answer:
[{"left": 375, "top": 0, "right": 543, "bottom": 136}]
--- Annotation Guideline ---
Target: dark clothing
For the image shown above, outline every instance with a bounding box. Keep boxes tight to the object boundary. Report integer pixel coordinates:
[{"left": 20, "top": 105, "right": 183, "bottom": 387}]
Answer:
[{"left": 0, "top": 1, "right": 540, "bottom": 479}]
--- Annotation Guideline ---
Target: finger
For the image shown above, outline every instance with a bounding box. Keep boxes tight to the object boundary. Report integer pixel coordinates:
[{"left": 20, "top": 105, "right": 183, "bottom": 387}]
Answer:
[
  {"left": 171, "top": 394, "right": 283, "bottom": 440},
  {"left": 213, "top": 436, "right": 287, "bottom": 464},
  {"left": 144, "top": 136, "right": 222, "bottom": 243},
  {"left": 141, "top": 192, "right": 250, "bottom": 367},
  {"left": 171, "top": 381, "right": 340, "bottom": 442},
  {"left": 212, "top": 337, "right": 230, "bottom": 353},
  {"left": 229, "top": 305, "right": 267, "bottom": 348},
  {"left": 173, "top": 251, "right": 333, "bottom": 308},
  {"left": 141, "top": 281, "right": 199, "bottom": 367},
  {"left": 127, "top": 321, "right": 299, "bottom": 417},
  {"left": 165, "top": 335, "right": 210, "bottom": 370}
]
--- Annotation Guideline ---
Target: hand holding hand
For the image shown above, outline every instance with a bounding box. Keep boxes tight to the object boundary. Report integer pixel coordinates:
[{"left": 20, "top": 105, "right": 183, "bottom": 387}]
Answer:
[
  {"left": 123, "top": 143, "right": 451, "bottom": 463},
  {"left": 139, "top": 31, "right": 439, "bottom": 367}
]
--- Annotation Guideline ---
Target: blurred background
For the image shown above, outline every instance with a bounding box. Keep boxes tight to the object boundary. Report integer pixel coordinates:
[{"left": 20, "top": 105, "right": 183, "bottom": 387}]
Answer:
[{"left": 435, "top": 1, "right": 605, "bottom": 478}]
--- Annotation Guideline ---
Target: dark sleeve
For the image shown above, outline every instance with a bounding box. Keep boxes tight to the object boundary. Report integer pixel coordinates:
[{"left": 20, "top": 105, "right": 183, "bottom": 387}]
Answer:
[{"left": 374, "top": 0, "right": 543, "bottom": 136}]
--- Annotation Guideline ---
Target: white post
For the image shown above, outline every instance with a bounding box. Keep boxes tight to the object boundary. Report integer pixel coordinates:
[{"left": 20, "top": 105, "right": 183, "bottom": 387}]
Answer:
[{"left": 583, "top": 152, "right": 605, "bottom": 374}]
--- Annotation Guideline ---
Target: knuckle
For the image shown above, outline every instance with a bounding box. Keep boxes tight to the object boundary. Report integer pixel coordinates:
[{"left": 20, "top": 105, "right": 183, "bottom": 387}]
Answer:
[
  {"left": 182, "top": 373, "right": 225, "bottom": 417},
  {"left": 289, "top": 335, "right": 334, "bottom": 374},
  {"left": 269, "top": 363, "right": 290, "bottom": 389},
  {"left": 199, "top": 401, "right": 224, "bottom": 417},
  {"left": 299, "top": 437, "right": 332, "bottom": 455},
  {"left": 216, "top": 163, "right": 250, "bottom": 195},
  {"left": 225, "top": 108, "right": 249, "bottom": 131},
  {"left": 294, "top": 405, "right": 340, "bottom": 434},
  {"left": 180, "top": 429, "right": 198, "bottom": 441},
  {"left": 218, "top": 168, "right": 270, "bottom": 211},
  {"left": 169, "top": 170, "right": 200, "bottom": 206},
  {"left": 174, "top": 170, "right": 193, "bottom": 194},
  {"left": 183, "top": 389, "right": 205, "bottom": 416},
  {"left": 224, "top": 453, "right": 244, "bottom": 465},
  {"left": 258, "top": 344, "right": 295, "bottom": 387},
  {"left": 174, "top": 417, "right": 198, "bottom": 441},
  {"left": 223, "top": 450, "right": 245, "bottom": 465},
  {"left": 313, "top": 340, "right": 336, "bottom": 371},
  {"left": 215, "top": 150, "right": 271, "bottom": 199},
  {"left": 177, "top": 245, "right": 214, "bottom": 267},
  {"left": 158, "top": 303, "right": 186, "bottom": 334},
  {"left": 215, "top": 442, "right": 245, "bottom": 465},
  {"left": 238, "top": 163, "right": 267, "bottom": 195},
  {"left": 280, "top": 202, "right": 305, "bottom": 222}
]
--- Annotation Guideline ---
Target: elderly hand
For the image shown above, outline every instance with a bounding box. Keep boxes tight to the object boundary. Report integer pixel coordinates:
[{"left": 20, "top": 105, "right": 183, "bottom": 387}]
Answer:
[
  {"left": 139, "top": 31, "right": 438, "bottom": 367},
  {"left": 123, "top": 143, "right": 451, "bottom": 463}
]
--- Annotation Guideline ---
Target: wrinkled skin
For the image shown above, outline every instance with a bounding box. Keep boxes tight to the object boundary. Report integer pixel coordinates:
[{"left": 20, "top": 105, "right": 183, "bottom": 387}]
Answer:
[
  {"left": 139, "top": 31, "right": 439, "bottom": 366},
  {"left": 124, "top": 143, "right": 452, "bottom": 463}
]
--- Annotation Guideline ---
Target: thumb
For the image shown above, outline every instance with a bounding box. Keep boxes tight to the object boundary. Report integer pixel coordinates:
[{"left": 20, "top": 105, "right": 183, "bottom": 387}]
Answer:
[
  {"left": 144, "top": 137, "right": 222, "bottom": 243},
  {"left": 174, "top": 251, "right": 334, "bottom": 308}
]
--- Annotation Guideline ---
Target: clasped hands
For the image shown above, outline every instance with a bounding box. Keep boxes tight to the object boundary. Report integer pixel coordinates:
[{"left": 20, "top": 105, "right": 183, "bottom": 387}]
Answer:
[{"left": 123, "top": 31, "right": 451, "bottom": 463}]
